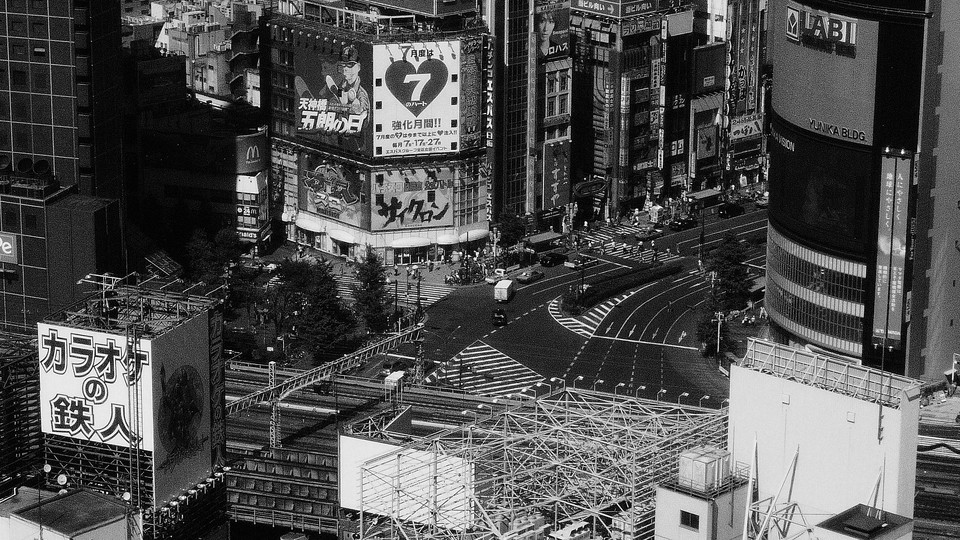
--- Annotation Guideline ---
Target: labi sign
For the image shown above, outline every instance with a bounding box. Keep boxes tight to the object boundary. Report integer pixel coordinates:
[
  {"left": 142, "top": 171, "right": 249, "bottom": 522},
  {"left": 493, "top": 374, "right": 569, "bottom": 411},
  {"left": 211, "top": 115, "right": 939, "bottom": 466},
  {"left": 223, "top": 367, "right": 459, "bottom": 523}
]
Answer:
[{"left": 786, "top": 2, "right": 857, "bottom": 57}]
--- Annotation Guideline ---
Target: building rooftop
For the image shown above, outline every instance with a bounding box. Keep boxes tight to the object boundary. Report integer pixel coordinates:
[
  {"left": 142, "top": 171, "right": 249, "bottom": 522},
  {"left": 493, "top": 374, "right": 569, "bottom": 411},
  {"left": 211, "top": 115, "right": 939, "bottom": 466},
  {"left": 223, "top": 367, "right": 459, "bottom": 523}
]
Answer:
[
  {"left": 816, "top": 504, "right": 912, "bottom": 540},
  {"left": 12, "top": 489, "right": 128, "bottom": 537}
]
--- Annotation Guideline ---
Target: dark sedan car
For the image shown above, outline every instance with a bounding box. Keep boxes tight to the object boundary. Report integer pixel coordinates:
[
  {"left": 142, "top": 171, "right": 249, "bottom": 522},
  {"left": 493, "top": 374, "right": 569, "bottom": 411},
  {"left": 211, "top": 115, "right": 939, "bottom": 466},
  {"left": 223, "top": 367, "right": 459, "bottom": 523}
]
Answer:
[
  {"left": 718, "top": 202, "right": 745, "bottom": 218},
  {"left": 539, "top": 252, "right": 568, "bottom": 267},
  {"left": 634, "top": 227, "right": 664, "bottom": 242},
  {"left": 492, "top": 308, "right": 507, "bottom": 326},
  {"left": 516, "top": 270, "right": 545, "bottom": 284},
  {"left": 668, "top": 216, "right": 698, "bottom": 231}
]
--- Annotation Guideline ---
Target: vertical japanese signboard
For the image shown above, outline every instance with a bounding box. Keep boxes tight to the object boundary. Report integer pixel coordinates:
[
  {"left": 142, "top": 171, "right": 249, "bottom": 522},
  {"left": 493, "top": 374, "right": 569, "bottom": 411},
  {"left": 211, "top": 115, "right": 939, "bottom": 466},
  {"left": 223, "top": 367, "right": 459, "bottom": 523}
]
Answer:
[
  {"left": 371, "top": 167, "right": 455, "bottom": 230},
  {"left": 299, "top": 154, "right": 369, "bottom": 229},
  {"left": 872, "top": 155, "right": 911, "bottom": 349},
  {"left": 459, "top": 38, "right": 483, "bottom": 150},
  {"left": 38, "top": 323, "right": 154, "bottom": 450},
  {"left": 543, "top": 140, "right": 571, "bottom": 210},
  {"left": 208, "top": 305, "right": 225, "bottom": 467},
  {"left": 296, "top": 40, "right": 374, "bottom": 156},
  {"left": 373, "top": 41, "right": 461, "bottom": 157}
]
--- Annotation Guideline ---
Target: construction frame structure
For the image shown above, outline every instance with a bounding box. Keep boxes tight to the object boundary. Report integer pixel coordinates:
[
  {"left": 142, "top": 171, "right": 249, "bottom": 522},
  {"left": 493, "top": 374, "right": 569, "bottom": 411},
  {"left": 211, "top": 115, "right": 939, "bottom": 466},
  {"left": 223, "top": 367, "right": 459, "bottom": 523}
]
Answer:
[
  {"left": 355, "top": 388, "right": 728, "bottom": 540},
  {"left": 0, "top": 332, "right": 41, "bottom": 495}
]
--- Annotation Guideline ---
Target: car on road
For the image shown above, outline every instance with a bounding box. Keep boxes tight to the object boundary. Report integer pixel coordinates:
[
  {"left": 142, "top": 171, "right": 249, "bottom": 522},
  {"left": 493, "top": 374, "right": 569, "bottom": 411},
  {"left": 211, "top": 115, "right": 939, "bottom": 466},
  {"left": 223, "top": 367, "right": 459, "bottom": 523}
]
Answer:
[
  {"left": 492, "top": 308, "right": 507, "bottom": 326},
  {"left": 516, "top": 270, "right": 545, "bottom": 284},
  {"left": 565, "top": 257, "right": 598, "bottom": 270},
  {"left": 484, "top": 268, "right": 507, "bottom": 284},
  {"left": 755, "top": 196, "right": 769, "bottom": 208},
  {"left": 539, "top": 252, "right": 568, "bottom": 267},
  {"left": 668, "top": 216, "right": 698, "bottom": 231},
  {"left": 634, "top": 226, "right": 664, "bottom": 242},
  {"left": 718, "top": 202, "right": 745, "bottom": 219}
]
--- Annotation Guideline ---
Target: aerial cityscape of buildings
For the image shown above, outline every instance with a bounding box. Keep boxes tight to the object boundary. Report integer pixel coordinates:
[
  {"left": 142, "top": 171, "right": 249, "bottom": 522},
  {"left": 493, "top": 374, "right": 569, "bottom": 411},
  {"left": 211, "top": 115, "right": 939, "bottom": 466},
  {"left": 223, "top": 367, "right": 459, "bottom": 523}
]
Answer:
[{"left": 0, "top": 0, "right": 959, "bottom": 540}]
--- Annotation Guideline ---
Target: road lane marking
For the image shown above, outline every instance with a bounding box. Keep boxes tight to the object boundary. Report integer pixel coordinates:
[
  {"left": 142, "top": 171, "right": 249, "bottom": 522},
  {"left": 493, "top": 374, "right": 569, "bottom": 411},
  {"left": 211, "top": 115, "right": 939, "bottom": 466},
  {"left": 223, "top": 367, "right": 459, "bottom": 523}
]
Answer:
[
  {"left": 678, "top": 330, "right": 687, "bottom": 343},
  {"left": 629, "top": 324, "right": 636, "bottom": 337},
  {"left": 591, "top": 335, "right": 697, "bottom": 350}
]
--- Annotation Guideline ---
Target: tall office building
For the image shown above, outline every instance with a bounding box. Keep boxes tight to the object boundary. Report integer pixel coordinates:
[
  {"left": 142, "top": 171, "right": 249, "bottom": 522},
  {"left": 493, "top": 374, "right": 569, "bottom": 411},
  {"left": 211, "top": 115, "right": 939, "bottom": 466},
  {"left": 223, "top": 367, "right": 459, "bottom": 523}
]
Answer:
[
  {"left": 0, "top": 0, "right": 123, "bottom": 199},
  {"left": 763, "top": 0, "right": 927, "bottom": 373}
]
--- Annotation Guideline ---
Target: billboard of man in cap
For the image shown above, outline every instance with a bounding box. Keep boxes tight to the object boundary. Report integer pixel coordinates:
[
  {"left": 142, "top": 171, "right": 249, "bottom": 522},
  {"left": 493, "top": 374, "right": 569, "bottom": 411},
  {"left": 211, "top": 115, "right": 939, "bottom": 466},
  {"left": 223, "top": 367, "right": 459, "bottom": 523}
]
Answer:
[
  {"left": 295, "top": 43, "right": 371, "bottom": 154},
  {"left": 326, "top": 45, "right": 370, "bottom": 133}
]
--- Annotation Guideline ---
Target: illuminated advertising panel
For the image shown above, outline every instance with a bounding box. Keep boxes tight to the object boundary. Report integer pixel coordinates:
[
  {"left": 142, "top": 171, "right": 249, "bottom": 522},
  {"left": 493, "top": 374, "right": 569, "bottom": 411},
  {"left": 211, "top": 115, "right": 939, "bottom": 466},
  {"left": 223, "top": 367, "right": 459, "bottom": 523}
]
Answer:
[
  {"left": 235, "top": 131, "right": 267, "bottom": 174},
  {"left": 697, "top": 125, "right": 718, "bottom": 160},
  {"left": 543, "top": 139, "right": 571, "bottom": 210},
  {"left": 0, "top": 233, "right": 17, "bottom": 263},
  {"left": 151, "top": 313, "right": 212, "bottom": 503},
  {"left": 768, "top": 117, "right": 871, "bottom": 256},
  {"left": 771, "top": 0, "right": 878, "bottom": 145},
  {"left": 299, "top": 154, "right": 369, "bottom": 229},
  {"left": 38, "top": 323, "right": 154, "bottom": 450},
  {"left": 535, "top": 0, "right": 570, "bottom": 61},
  {"left": 296, "top": 40, "right": 374, "bottom": 156},
  {"left": 872, "top": 155, "right": 911, "bottom": 348},
  {"left": 371, "top": 167, "right": 454, "bottom": 230},
  {"left": 728, "top": 0, "right": 763, "bottom": 116},
  {"left": 459, "top": 38, "right": 483, "bottom": 150},
  {"left": 372, "top": 42, "right": 461, "bottom": 157},
  {"left": 208, "top": 305, "right": 225, "bottom": 467},
  {"left": 730, "top": 113, "right": 763, "bottom": 141}
]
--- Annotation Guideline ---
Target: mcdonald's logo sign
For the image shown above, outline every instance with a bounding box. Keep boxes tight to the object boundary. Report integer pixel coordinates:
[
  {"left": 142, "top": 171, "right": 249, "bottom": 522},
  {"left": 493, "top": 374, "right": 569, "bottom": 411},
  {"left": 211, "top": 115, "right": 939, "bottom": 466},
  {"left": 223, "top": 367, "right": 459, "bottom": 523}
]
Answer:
[{"left": 245, "top": 144, "right": 260, "bottom": 164}]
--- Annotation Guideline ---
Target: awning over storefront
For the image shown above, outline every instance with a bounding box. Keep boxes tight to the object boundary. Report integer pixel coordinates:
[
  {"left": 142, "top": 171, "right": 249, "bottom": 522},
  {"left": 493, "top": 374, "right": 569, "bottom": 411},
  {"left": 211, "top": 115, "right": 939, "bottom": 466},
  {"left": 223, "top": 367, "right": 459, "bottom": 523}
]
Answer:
[
  {"left": 295, "top": 213, "right": 324, "bottom": 233},
  {"left": 236, "top": 171, "right": 265, "bottom": 195},
  {"left": 436, "top": 234, "right": 459, "bottom": 245},
  {"left": 390, "top": 237, "right": 431, "bottom": 248},
  {"left": 523, "top": 231, "right": 563, "bottom": 245},
  {"left": 459, "top": 229, "right": 489, "bottom": 242},
  {"left": 328, "top": 229, "right": 357, "bottom": 244}
]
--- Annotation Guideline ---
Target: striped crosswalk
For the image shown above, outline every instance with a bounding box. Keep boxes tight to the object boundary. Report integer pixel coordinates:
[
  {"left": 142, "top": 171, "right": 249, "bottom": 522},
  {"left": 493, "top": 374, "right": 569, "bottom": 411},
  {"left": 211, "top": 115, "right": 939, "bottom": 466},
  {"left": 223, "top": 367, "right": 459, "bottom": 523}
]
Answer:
[
  {"left": 334, "top": 275, "right": 453, "bottom": 309},
  {"left": 578, "top": 224, "right": 681, "bottom": 264},
  {"left": 547, "top": 290, "right": 639, "bottom": 338},
  {"left": 423, "top": 340, "right": 545, "bottom": 397}
]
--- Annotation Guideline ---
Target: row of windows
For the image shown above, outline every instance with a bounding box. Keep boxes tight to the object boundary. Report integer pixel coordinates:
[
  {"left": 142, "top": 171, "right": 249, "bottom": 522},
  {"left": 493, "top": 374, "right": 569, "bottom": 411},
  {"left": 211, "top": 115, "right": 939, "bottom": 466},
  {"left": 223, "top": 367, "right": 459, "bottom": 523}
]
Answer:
[
  {"left": 767, "top": 279, "right": 864, "bottom": 347},
  {"left": 546, "top": 72, "right": 569, "bottom": 95},
  {"left": 227, "top": 492, "right": 335, "bottom": 515},
  {"left": 229, "top": 477, "right": 334, "bottom": 500},
  {"left": 545, "top": 94, "right": 568, "bottom": 117},
  {"left": 2, "top": 0, "right": 69, "bottom": 14},
  {"left": 768, "top": 227, "right": 866, "bottom": 303}
]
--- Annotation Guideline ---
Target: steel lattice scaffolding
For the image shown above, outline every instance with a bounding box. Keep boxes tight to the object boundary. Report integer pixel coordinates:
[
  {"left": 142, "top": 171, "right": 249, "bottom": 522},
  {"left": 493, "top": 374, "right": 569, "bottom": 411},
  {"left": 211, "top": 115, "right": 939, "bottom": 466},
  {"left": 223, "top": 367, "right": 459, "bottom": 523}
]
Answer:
[{"left": 358, "top": 388, "right": 728, "bottom": 540}]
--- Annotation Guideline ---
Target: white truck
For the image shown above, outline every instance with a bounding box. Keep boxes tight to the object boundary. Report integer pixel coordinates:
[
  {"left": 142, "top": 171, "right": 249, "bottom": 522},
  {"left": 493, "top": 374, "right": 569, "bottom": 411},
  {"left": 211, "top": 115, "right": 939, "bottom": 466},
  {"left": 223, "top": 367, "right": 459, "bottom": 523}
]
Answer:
[{"left": 494, "top": 280, "right": 516, "bottom": 303}]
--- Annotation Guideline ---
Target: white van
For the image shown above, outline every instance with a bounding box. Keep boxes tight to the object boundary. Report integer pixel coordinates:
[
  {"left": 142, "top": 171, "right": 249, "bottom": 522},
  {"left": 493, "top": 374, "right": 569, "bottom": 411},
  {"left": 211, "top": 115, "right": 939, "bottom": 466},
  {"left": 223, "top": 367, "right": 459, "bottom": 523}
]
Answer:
[{"left": 494, "top": 280, "right": 516, "bottom": 302}]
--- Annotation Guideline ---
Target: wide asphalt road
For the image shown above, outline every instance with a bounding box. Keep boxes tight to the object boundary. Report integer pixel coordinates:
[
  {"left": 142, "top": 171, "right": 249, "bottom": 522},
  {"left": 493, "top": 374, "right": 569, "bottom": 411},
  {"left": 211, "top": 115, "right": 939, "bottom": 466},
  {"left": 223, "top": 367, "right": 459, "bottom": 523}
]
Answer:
[{"left": 421, "top": 209, "right": 768, "bottom": 403}]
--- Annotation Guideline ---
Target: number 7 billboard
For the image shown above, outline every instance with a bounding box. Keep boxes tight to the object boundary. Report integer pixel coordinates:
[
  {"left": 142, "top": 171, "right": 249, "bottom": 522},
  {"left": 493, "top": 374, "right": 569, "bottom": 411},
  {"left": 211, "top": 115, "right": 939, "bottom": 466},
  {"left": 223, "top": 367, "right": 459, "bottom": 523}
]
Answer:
[{"left": 373, "top": 42, "right": 461, "bottom": 157}]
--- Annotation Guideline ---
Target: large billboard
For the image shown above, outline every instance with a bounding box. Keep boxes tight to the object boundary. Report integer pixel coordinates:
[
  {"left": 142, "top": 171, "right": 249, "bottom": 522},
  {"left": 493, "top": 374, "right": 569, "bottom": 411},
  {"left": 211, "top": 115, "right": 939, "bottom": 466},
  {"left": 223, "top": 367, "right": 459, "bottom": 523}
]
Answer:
[
  {"left": 299, "top": 154, "right": 369, "bottom": 229},
  {"left": 771, "top": 0, "right": 878, "bottom": 145},
  {"left": 38, "top": 323, "right": 155, "bottom": 450},
  {"left": 535, "top": 0, "right": 570, "bottom": 61},
  {"left": 872, "top": 155, "right": 911, "bottom": 349},
  {"left": 296, "top": 40, "right": 374, "bottom": 156},
  {"left": 150, "top": 313, "right": 212, "bottom": 503},
  {"left": 768, "top": 117, "right": 872, "bottom": 256},
  {"left": 371, "top": 166, "right": 454, "bottom": 230},
  {"left": 543, "top": 139, "right": 571, "bottom": 210},
  {"left": 728, "top": 0, "right": 763, "bottom": 116},
  {"left": 372, "top": 41, "right": 461, "bottom": 157},
  {"left": 459, "top": 38, "right": 483, "bottom": 150}
]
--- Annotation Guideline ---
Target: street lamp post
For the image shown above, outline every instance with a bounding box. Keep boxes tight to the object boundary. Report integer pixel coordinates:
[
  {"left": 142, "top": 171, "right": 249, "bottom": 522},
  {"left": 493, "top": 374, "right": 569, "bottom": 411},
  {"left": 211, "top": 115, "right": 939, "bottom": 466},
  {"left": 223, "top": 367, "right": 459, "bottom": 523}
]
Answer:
[
  {"left": 614, "top": 382, "right": 626, "bottom": 395},
  {"left": 656, "top": 389, "right": 667, "bottom": 401},
  {"left": 635, "top": 385, "right": 647, "bottom": 398},
  {"left": 550, "top": 376, "right": 565, "bottom": 390},
  {"left": 537, "top": 381, "right": 551, "bottom": 394},
  {"left": 699, "top": 395, "right": 710, "bottom": 407},
  {"left": 573, "top": 375, "right": 584, "bottom": 389},
  {"left": 678, "top": 392, "right": 690, "bottom": 404},
  {"left": 592, "top": 379, "right": 604, "bottom": 391}
]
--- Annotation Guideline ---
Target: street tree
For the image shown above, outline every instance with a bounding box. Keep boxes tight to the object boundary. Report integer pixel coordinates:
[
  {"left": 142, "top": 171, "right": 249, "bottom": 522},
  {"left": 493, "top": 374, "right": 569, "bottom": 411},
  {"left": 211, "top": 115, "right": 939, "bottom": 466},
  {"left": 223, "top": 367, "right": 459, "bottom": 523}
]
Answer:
[
  {"left": 261, "top": 260, "right": 318, "bottom": 338},
  {"left": 352, "top": 249, "right": 393, "bottom": 333},
  {"left": 184, "top": 229, "right": 219, "bottom": 284},
  {"left": 298, "top": 262, "right": 358, "bottom": 363},
  {"left": 704, "top": 231, "right": 752, "bottom": 311},
  {"left": 497, "top": 214, "right": 527, "bottom": 248}
]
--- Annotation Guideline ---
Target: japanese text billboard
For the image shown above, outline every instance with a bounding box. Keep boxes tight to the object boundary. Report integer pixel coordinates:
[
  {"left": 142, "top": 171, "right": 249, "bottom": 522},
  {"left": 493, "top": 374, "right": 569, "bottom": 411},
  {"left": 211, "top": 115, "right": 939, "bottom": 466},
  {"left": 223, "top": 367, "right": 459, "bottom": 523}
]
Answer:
[
  {"left": 543, "top": 140, "right": 571, "bottom": 210},
  {"left": 535, "top": 0, "right": 570, "bottom": 61},
  {"left": 373, "top": 42, "right": 461, "bottom": 157},
  {"left": 371, "top": 167, "right": 454, "bottom": 230},
  {"left": 458, "top": 38, "right": 484, "bottom": 150},
  {"left": 150, "top": 313, "right": 212, "bottom": 503},
  {"left": 296, "top": 40, "right": 374, "bottom": 156},
  {"left": 771, "top": 0, "right": 878, "bottom": 145},
  {"left": 38, "top": 323, "right": 155, "bottom": 450},
  {"left": 299, "top": 154, "right": 369, "bottom": 229},
  {"left": 872, "top": 155, "right": 911, "bottom": 349}
]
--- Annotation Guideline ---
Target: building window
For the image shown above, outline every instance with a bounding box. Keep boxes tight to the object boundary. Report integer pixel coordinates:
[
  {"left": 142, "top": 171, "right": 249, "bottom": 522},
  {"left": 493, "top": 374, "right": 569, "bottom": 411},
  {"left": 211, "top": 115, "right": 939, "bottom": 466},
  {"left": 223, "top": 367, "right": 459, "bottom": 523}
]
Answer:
[
  {"left": 559, "top": 73, "right": 568, "bottom": 91},
  {"left": 680, "top": 511, "right": 699, "bottom": 530}
]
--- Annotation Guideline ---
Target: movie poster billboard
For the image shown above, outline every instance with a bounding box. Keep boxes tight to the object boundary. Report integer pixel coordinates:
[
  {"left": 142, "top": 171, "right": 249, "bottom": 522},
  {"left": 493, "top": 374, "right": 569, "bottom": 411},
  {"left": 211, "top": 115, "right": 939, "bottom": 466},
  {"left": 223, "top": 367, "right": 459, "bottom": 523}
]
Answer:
[
  {"left": 296, "top": 40, "right": 374, "bottom": 156},
  {"left": 535, "top": 0, "right": 570, "bottom": 61},
  {"left": 697, "top": 125, "right": 718, "bottom": 159},
  {"left": 543, "top": 139, "right": 571, "bottom": 210},
  {"left": 872, "top": 155, "right": 911, "bottom": 349},
  {"left": 299, "top": 154, "right": 369, "bottom": 229},
  {"left": 38, "top": 323, "right": 155, "bottom": 450},
  {"left": 373, "top": 41, "right": 461, "bottom": 157},
  {"left": 371, "top": 167, "right": 454, "bottom": 230}
]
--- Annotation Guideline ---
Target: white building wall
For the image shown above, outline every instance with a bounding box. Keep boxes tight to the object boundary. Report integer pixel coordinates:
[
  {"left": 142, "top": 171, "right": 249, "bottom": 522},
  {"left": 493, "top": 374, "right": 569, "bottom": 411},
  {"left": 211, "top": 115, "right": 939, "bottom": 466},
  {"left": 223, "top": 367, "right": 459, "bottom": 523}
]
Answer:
[
  {"left": 727, "top": 365, "right": 919, "bottom": 518},
  {"left": 655, "top": 489, "right": 710, "bottom": 540}
]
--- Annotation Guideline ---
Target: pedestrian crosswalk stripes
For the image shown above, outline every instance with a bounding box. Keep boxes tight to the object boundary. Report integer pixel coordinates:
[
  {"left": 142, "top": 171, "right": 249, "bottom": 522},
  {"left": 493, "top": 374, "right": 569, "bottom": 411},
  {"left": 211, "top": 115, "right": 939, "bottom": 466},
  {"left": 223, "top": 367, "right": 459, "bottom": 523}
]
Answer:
[
  {"left": 334, "top": 275, "right": 453, "bottom": 309},
  {"left": 547, "top": 290, "right": 639, "bottom": 338},
  {"left": 577, "top": 223, "right": 681, "bottom": 264},
  {"left": 423, "top": 340, "right": 545, "bottom": 397}
]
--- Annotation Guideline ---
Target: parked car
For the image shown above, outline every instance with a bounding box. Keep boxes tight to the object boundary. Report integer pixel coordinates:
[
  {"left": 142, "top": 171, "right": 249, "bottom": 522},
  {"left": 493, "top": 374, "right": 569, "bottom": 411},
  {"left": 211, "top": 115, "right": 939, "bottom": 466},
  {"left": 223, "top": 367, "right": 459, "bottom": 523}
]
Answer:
[
  {"left": 755, "top": 196, "right": 769, "bottom": 208},
  {"left": 516, "top": 270, "right": 545, "bottom": 284},
  {"left": 539, "top": 252, "right": 568, "bottom": 267},
  {"left": 484, "top": 268, "right": 507, "bottom": 284},
  {"left": 668, "top": 216, "right": 698, "bottom": 231},
  {"left": 492, "top": 308, "right": 508, "bottom": 326},
  {"left": 718, "top": 202, "right": 745, "bottom": 219},
  {"left": 634, "top": 226, "right": 664, "bottom": 242}
]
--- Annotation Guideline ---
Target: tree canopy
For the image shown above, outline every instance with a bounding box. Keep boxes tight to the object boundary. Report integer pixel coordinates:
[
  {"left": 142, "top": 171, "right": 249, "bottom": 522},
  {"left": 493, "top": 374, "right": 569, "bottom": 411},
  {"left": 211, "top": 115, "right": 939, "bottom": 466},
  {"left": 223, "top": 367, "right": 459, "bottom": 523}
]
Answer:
[{"left": 351, "top": 248, "right": 393, "bottom": 333}]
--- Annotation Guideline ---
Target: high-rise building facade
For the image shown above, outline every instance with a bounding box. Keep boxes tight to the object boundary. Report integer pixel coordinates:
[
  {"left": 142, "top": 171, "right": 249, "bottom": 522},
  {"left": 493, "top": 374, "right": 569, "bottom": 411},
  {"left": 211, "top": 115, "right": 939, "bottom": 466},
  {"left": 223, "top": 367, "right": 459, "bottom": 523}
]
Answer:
[
  {"left": 764, "top": 0, "right": 927, "bottom": 373},
  {"left": 0, "top": 0, "right": 123, "bottom": 199},
  {"left": 270, "top": 1, "right": 491, "bottom": 264}
]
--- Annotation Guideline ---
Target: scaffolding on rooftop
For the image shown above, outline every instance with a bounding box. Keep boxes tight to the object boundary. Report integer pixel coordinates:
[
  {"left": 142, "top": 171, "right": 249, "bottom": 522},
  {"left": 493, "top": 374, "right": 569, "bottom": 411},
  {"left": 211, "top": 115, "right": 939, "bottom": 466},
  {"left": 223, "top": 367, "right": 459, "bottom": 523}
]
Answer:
[{"left": 357, "top": 388, "right": 728, "bottom": 540}]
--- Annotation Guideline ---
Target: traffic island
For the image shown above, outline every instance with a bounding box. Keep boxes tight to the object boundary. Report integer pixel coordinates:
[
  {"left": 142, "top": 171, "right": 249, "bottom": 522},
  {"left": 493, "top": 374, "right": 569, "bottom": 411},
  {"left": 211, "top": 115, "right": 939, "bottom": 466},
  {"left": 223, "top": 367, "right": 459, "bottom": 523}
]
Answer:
[{"left": 559, "top": 260, "right": 685, "bottom": 317}]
